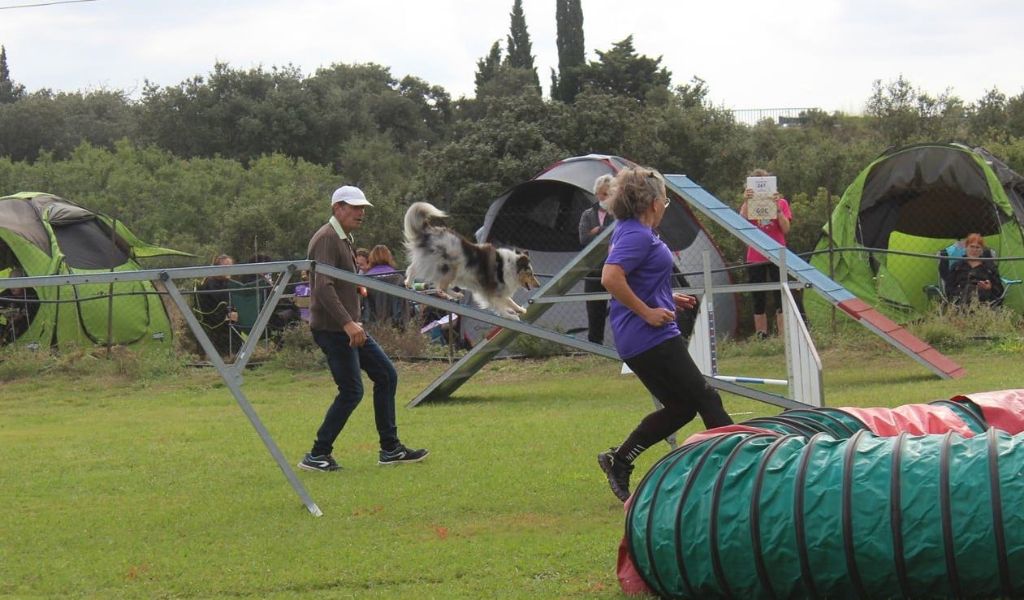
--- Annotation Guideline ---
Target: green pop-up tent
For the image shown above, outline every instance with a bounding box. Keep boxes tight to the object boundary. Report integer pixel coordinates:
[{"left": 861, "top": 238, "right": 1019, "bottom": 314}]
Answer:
[
  {"left": 0, "top": 192, "right": 192, "bottom": 347},
  {"left": 809, "top": 143, "right": 1024, "bottom": 321}
]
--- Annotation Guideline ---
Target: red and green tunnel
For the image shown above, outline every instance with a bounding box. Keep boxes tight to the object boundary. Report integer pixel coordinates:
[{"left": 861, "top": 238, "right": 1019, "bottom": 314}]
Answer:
[{"left": 618, "top": 390, "right": 1024, "bottom": 599}]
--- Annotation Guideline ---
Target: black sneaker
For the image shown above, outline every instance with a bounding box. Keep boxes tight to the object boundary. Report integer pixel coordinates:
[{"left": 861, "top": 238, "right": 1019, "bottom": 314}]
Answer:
[
  {"left": 598, "top": 448, "right": 634, "bottom": 502},
  {"left": 378, "top": 444, "right": 429, "bottom": 465},
  {"left": 298, "top": 453, "right": 341, "bottom": 472}
]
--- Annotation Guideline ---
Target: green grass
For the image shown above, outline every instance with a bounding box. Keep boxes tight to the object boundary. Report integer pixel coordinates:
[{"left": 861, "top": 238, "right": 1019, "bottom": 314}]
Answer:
[{"left": 1, "top": 342, "right": 1022, "bottom": 598}]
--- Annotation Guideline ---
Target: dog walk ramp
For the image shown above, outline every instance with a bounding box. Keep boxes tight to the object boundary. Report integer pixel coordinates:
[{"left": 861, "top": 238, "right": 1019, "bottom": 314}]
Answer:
[
  {"left": 663, "top": 174, "right": 964, "bottom": 380},
  {"left": 407, "top": 227, "right": 809, "bottom": 410}
]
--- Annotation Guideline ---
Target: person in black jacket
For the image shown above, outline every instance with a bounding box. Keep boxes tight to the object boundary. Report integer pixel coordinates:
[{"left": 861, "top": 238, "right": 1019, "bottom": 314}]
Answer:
[
  {"left": 196, "top": 254, "right": 238, "bottom": 354},
  {"left": 948, "top": 233, "right": 1004, "bottom": 306},
  {"left": 578, "top": 174, "right": 616, "bottom": 344}
]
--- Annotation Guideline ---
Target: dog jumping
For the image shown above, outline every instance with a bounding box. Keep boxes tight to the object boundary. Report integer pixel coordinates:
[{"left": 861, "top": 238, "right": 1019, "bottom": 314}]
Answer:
[{"left": 403, "top": 201, "right": 540, "bottom": 319}]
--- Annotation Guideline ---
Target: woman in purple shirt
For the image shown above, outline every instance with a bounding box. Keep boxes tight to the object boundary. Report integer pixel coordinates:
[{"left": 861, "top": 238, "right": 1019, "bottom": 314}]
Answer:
[{"left": 597, "top": 167, "right": 733, "bottom": 503}]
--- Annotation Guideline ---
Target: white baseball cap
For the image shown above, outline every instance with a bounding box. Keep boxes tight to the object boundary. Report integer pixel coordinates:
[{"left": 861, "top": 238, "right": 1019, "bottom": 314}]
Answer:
[{"left": 330, "top": 185, "right": 373, "bottom": 207}]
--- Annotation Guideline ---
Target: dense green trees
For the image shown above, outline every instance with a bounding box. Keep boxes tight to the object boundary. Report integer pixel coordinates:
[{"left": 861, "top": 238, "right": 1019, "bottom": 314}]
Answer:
[{"left": 2, "top": 6, "right": 1024, "bottom": 270}]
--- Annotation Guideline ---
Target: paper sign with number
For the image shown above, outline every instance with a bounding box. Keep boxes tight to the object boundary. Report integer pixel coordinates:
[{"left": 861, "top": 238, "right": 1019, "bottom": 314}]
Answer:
[{"left": 746, "top": 176, "right": 778, "bottom": 220}]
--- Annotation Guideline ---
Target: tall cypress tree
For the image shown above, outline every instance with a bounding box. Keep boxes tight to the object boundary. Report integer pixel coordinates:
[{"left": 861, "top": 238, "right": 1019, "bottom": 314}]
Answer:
[
  {"left": 504, "top": 0, "right": 540, "bottom": 94},
  {"left": 0, "top": 45, "right": 26, "bottom": 104},
  {"left": 553, "top": 0, "right": 585, "bottom": 103}
]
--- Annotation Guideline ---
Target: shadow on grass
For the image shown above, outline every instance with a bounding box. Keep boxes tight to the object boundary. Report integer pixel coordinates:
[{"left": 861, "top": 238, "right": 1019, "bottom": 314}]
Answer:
[{"left": 408, "top": 393, "right": 537, "bottom": 408}]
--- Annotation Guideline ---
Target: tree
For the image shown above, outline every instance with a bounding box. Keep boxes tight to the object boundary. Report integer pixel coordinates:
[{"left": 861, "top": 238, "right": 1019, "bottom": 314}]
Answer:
[
  {"left": 579, "top": 36, "right": 672, "bottom": 104},
  {"left": 0, "top": 89, "right": 136, "bottom": 161},
  {"left": 1007, "top": 91, "right": 1024, "bottom": 139},
  {"left": 552, "top": 0, "right": 585, "bottom": 103},
  {"left": 0, "top": 45, "right": 26, "bottom": 104},
  {"left": 969, "top": 88, "right": 1008, "bottom": 140},
  {"left": 474, "top": 41, "right": 503, "bottom": 97},
  {"left": 416, "top": 94, "right": 565, "bottom": 233},
  {"left": 504, "top": 0, "right": 540, "bottom": 95},
  {"left": 865, "top": 75, "right": 967, "bottom": 146}
]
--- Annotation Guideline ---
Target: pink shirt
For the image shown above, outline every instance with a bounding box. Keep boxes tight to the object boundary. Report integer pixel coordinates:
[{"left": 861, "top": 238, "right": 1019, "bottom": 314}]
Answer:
[{"left": 746, "top": 198, "right": 792, "bottom": 263}]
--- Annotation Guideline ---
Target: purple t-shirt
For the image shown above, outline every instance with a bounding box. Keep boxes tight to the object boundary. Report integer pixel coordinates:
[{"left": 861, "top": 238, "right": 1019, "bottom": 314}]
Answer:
[{"left": 605, "top": 219, "right": 679, "bottom": 359}]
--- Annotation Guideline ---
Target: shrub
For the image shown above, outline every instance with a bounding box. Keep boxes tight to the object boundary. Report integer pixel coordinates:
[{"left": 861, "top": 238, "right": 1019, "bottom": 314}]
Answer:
[
  {"left": 508, "top": 331, "right": 571, "bottom": 358},
  {"left": 266, "top": 322, "right": 322, "bottom": 371},
  {"left": 908, "top": 304, "right": 1023, "bottom": 351},
  {"left": 365, "top": 322, "right": 432, "bottom": 360},
  {"left": 0, "top": 343, "right": 184, "bottom": 383}
]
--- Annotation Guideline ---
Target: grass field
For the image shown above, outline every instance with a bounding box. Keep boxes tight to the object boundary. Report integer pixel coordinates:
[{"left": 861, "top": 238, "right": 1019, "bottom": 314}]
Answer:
[{"left": 1, "top": 339, "right": 1022, "bottom": 598}]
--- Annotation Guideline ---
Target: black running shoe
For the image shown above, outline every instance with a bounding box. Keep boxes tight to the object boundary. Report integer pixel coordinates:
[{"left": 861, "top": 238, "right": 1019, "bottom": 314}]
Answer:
[
  {"left": 298, "top": 453, "right": 341, "bottom": 472},
  {"left": 378, "top": 444, "right": 429, "bottom": 465},
  {"left": 598, "top": 448, "right": 634, "bottom": 502}
]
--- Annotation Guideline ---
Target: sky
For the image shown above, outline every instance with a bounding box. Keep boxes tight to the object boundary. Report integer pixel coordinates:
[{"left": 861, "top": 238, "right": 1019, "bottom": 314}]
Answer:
[{"left": 2, "top": 0, "right": 1023, "bottom": 117}]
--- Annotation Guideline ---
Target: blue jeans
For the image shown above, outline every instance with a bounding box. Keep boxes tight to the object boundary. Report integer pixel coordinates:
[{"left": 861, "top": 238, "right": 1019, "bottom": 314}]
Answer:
[{"left": 310, "top": 329, "right": 399, "bottom": 455}]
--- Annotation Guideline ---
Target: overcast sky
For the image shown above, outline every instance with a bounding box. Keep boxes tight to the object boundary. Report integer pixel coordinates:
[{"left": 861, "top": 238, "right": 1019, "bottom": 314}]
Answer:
[{"left": 2, "top": 0, "right": 1022, "bottom": 115}]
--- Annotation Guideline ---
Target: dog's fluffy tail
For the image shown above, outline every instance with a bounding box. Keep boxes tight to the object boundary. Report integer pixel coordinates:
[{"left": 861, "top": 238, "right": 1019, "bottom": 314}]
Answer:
[{"left": 404, "top": 201, "right": 448, "bottom": 242}]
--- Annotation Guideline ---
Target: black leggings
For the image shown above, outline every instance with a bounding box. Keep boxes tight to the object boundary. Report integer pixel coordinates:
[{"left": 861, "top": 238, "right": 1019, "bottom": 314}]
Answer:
[
  {"left": 748, "top": 262, "right": 781, "bottom": 315},
  {"left": 624, "top": 336, "right": 733, "bottom": 445}
]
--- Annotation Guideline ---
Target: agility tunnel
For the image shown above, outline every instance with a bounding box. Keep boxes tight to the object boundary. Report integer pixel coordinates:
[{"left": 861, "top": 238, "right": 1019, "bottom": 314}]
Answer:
[{"left": 619, "top": 390, "right": 1024, "bottom": 599}]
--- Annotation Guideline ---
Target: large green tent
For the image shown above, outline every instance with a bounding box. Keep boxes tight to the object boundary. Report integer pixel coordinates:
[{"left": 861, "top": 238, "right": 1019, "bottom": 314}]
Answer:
[
  {"left": 0, "top": 192, "right": 191, "bottom": 347},
  {"left": 809, "top": 143, "right": 1024, "bottom": 322}
]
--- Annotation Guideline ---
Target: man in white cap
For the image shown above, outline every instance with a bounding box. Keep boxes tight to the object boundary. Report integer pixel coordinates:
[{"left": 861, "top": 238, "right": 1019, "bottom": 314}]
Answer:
[{"left": 298, "top": 185, "right": 428, "bottom": 472}]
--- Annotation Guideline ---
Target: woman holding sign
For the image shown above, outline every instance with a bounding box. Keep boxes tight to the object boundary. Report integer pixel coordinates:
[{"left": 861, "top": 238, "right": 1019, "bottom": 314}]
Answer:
[{"left": 739, "top": 168, "right": 792, "bottom": 339}]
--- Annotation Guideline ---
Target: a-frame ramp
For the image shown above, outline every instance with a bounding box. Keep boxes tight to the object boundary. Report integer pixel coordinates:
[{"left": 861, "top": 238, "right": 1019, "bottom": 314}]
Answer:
[{"left": 664, "top": 174, "right": 965, "bottom": 379}]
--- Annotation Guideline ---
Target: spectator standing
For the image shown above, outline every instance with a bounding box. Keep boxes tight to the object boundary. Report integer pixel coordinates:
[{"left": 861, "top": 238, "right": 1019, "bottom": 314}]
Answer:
[
  {"left": 578, "top": 174, "right": 616, "bottom": 344},
  {"left": 739, "top": 168, "right": 792, "bottom": 339}
]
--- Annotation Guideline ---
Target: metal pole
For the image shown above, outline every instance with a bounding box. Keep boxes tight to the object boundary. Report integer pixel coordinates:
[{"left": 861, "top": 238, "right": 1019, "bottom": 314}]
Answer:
[
  {"left": 827, "top": 189, "right": 836, "bottom": 334},
  {"left": 106, "top": 216, "right": 117, "bottom": 358},
  {"left": 162, "top": 274, "right": 323, "bottom": 517}
]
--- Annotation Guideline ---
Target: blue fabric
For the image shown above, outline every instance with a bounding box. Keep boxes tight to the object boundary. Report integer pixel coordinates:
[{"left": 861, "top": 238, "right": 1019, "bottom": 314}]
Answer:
[
  {"left": 944, "top": 242, "right": 966, "bottom": 267},
  {"left": 310, "top": 329, "right": 399, "bottom": 454}
]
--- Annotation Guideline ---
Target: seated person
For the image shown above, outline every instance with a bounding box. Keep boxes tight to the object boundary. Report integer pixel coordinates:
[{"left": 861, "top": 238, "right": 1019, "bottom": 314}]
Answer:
[
  {"left": 292, "top": 270, "right": 311, "bottom": 322},
  {"left": 364, "top": 245, "right": 399, "bottom": 276},
  {"left": 354, "top": 247, "right": 370, "bottom": 274},
  {"left": 947, "top": 234, "right": 1004, "bottom": 306},
  {"left": 0, "top": 268, "right": 40, "bottom": 344},
  {"left": 196, "top": 254, "right": 238, "bottom": 353},
  {"left": 363, "top": 245, "right": 408, "bottom": 327}
]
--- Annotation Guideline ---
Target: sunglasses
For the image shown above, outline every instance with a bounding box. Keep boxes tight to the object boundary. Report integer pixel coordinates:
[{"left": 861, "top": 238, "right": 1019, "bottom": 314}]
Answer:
[{"left": 645, "top": 170, "right": 670, "bottom": 207}]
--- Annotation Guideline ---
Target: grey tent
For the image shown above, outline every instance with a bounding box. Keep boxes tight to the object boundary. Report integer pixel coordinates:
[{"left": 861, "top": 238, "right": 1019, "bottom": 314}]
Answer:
[{"left": 466, "top": 154, "right": 737, "bottom": 344}]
